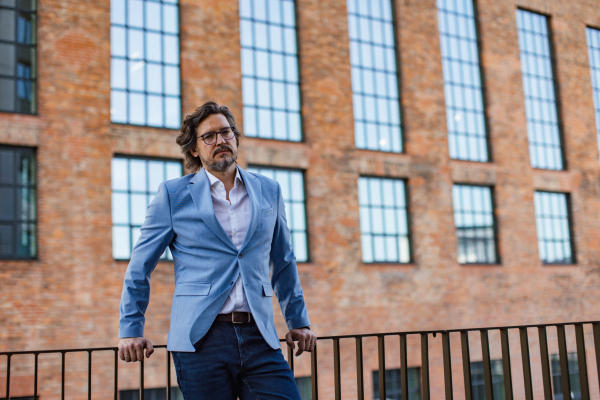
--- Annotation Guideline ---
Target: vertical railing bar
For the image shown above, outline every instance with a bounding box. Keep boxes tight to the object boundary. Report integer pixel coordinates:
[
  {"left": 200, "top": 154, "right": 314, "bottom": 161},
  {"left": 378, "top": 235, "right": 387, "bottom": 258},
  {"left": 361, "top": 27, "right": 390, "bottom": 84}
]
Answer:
[
  {"left": 5, "top": 354, "right": 11, "bottom": 400},
  {"left": 400, "top": 334, "right": 408, "bottom": 400},
  {"left": 288, "top": 346, "right": 294, "bottom": 372},
  {"left": 481, "top": 330, "right": 494, "bottom": 400},
  {"left": 378, "top": 335, "right": 386, "bottom": 400},
  {"left": 538, "top": 326, "right": 553, "bottom": 400},
  {"left": 333, "top": 338, "right": 341, "bottom": 400},
  {"left": 140, "top": 358, "right": 145, "bottom": 400},
  {"left": 461, "top": 331, "right": 473, "bottom": 400},
  {"left": 594, "top": 323, "right": 600, "bottom": 394},
  {"left": 421, "top": 333, "right": 430, "bottom": 400},
  {"left": 356, "top": 337, "right": 364, "bottom": 400},
  {"left": 557, "top": 325, "right": 572, "bottom": 400},
  {"left": 575, "top": 324, "right": 590, "bottom": 400},
  {"left": 442, "top": 331, "right": 453, "bottom": 400},
  {"left": 311, "top": 343, "right": 318, "bottom": 400},
  {"left": 114, "top": 350, "right": 118, "bottom": 400},
  {"left": 61, "top": 351, "right": 65, "bottom": 400},
  {"left": 167, "top": 350, "right": 172, "bottom": 400},
  {"left": 88, "top": 350, "right": 92, "bottom": 400},
  {"left": 34, "top": 353, "right": 38, "bottom": 400},
  {"left": 500, "top": 328, "right": 514, "bottom": 400},
  {"left": 519, "top": 328, "right": 534, "bottom": 400}
]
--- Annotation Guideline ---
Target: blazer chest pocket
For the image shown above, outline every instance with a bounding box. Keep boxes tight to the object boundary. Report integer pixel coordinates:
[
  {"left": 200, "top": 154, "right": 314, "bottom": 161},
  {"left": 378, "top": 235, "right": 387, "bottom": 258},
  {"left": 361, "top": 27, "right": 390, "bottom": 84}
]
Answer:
[
  {"left": 261, "top": 208, "right": 274, "bottom": 217},
  {"left": 174, "top": 282, "right": 212, "bottom": 296}
]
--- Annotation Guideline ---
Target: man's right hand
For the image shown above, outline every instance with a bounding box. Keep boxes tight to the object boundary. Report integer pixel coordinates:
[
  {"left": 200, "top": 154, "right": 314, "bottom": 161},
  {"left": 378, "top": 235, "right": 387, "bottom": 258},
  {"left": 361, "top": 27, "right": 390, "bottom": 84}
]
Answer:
[{"left": 118, "top": 337, "right": 154, "bottom": 362}]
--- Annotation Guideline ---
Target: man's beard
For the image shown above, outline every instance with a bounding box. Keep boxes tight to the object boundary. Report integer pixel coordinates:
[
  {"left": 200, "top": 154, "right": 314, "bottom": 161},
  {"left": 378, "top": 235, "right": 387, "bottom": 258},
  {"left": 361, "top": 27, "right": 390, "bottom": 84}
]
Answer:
[{"left": 201, "top": 145, "right": 237, "bottom": 172}]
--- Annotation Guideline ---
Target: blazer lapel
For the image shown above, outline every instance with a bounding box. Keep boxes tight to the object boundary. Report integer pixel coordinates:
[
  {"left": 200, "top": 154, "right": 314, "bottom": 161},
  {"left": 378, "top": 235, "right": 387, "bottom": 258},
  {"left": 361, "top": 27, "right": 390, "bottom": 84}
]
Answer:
[
  {"left": 187, "top": 168, "right": 237, "bottom": 251},
  {"left": 239, "top": 167, "right": 261, "bottom": 252}
]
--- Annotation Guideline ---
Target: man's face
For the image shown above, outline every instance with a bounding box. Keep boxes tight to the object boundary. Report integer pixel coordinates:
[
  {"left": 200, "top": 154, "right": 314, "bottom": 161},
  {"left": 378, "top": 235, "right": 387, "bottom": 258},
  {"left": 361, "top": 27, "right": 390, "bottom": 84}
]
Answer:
[{"left": 191, "top": 113, "right": 238, "bottom": 173}]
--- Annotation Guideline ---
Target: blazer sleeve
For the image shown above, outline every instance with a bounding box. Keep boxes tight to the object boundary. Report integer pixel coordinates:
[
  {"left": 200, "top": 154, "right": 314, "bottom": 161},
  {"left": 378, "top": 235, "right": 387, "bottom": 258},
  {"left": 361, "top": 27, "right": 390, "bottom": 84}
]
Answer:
[
  {"left": 269, "top": 182, "right": 311, "bottom": 331},
  {"left": 119, "top": 182, "right": 175, "bottom": 338}
]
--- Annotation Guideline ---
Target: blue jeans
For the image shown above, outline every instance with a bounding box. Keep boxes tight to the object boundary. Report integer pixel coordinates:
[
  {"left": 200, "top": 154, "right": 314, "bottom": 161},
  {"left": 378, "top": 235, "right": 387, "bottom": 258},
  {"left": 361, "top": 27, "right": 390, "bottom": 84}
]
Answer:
[{"left": 171, "top": 321, "right": 302, "bottom": 400}]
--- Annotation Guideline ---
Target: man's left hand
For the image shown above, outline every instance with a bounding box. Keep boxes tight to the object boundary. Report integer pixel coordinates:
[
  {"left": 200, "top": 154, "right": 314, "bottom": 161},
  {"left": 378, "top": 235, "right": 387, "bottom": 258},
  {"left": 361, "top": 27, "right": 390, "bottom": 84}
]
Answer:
[{"left": 285, "top": 328, "right": 317, "bottom": 356}]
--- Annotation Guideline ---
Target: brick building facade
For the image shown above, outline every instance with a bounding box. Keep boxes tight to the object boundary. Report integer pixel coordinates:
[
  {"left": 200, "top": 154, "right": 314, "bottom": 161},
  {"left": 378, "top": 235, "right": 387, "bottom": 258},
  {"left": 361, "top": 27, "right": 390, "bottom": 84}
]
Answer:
[{"left": 1, "top": 0, "right": 600, "bottom": 399}]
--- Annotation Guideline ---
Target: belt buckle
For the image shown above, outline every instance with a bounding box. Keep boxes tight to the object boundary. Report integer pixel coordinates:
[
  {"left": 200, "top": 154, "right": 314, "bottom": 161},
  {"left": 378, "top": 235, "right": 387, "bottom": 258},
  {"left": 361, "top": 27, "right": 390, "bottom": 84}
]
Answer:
[{"left": 231, "top": 311, "right": 250, "bottom": 324}]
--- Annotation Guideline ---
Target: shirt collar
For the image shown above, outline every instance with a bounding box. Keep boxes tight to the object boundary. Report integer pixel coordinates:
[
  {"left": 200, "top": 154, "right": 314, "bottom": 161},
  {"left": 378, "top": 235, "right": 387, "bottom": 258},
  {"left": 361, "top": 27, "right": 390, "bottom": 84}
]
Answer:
[{"left": 204, "top": 165, "right": 244, "bottom": 188}]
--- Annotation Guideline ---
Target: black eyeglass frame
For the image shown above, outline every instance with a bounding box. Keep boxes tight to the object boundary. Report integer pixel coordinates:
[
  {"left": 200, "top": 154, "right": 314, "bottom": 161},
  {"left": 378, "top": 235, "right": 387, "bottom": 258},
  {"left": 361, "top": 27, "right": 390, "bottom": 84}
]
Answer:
[{"left": 198, "top": 127, "right": 236, "bottom": 145}]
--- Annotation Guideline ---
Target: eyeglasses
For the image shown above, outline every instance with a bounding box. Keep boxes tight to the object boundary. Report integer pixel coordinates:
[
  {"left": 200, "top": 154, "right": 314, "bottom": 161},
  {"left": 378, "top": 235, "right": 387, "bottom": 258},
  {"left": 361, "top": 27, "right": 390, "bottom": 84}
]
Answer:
[{"left": 198, "top": 127, "right": 235, "bottom": 145}]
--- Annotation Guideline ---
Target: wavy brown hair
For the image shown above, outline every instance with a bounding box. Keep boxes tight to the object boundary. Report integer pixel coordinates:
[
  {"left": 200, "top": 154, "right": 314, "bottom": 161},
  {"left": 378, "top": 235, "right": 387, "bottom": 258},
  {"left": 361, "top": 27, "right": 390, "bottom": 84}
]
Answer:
[{"left": 176, "top": 101, "right": 241, "bottom": 172}]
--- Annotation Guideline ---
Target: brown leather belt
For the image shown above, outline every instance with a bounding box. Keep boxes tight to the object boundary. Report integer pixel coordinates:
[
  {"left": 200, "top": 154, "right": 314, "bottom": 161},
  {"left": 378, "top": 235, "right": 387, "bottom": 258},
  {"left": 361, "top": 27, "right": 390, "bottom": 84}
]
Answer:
[{"left": 215, "top": 311, "right": 253, "bottom": 324}]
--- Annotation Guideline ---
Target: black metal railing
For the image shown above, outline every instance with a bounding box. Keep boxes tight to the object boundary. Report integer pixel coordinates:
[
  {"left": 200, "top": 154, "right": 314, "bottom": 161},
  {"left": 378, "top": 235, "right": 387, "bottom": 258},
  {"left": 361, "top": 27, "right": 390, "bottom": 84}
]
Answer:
[{"left": 1, "top": 320, "right": 599, "bottom": 400}]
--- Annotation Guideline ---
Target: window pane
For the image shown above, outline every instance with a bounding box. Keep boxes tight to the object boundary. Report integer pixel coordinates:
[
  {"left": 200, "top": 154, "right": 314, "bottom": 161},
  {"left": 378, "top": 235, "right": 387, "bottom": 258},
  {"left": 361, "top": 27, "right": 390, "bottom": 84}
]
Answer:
[
  {"left": 0, "top": 43, "right": 15, "bottom": 76},
  {"left": 358, "top": 177, "right": 410, "bottom": 263},
  {"left": 113, "top": 226, "right": 131, "bottom": 259},
  {"left": 111, "top": 0, "right": 180, "bottom": 127},
  {"left": 437, "top": 0, "right": 489, "bottom": 162},
  {"left": 452, "top": 185, "right": 497, "bottom": 264},
  {"left": 0, "top": 78, "right": 15, "bottom": 111},
  {"left": 348, "top": 0, "right": 403, "bottom": 153},
  {"left": 586, "top": 27, "right": 600, "bottom": 167},
  {"left": 0, "top": 146, "right": 36, "bottom": 259},
  {"left": 240, "top": 0, "right": 301, "bottom": 141},
  {"left": 534, "top": 191, "right": 573, "bottom": 264},
  {"left": 111, "top": 90, "right": 127, "bottom": 123},
  {"left": 373, "top": 367, "right": 422, "bottom": 400},
  {"left": 111, "top": 58, "right": 126, "bottom": 89},
  {"left": 128, "top": 92, "right": 146, "bottom": 125},
  {"left": 147, "top": 95, "right": 164, "bottom": 127},
  {"left": 517, "top": 10, "right": 563, "bottom": 170},
  {"left": 0, "top": 3, "right": 36, "bottom": 113},
  {"left": 247, "top": 167, "right": 308, "bottom": 262},
  {"left": 111, "top": 157, "right": 182, "bottom": 260},
  {"left": 0, "top": 224, "right": 14, "bottom": 256}
]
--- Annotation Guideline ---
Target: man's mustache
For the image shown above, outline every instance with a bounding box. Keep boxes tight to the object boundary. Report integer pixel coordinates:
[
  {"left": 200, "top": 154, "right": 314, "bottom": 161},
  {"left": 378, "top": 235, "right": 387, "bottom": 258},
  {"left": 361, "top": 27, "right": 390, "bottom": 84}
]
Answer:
[{"left": 212, "top": 145, "right": 233, "bottom": 157}]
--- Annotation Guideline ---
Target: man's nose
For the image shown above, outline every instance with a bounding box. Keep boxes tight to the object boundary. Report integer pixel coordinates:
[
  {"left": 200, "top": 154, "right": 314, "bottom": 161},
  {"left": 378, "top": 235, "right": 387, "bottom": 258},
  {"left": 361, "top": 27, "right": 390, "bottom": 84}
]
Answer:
[{"left": 215, "top": 133, "right": 226, "bottom": 145}]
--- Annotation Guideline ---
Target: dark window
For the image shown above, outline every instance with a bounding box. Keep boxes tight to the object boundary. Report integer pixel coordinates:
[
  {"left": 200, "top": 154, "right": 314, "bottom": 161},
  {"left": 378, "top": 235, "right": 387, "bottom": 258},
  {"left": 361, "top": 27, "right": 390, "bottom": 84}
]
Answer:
[
  {"left": 534, "top": 191, "right": 574, "bottom": 264},
  {"left": 452, "top": 185, "right": 497, "bottom": 264},
  {"left": 119, "top": 387, "right": 183, "bottom": 400},
  {"left": 347, "top": 0, "right": 403, "bottom": 152},
  {"left": 110, "top": 0, "right": 181, "bottom": 128},
  {"left": 239, "top": 0, "right": 302, "bottom": 141},
  {"left": 295, "top": 376, "right": 312, "bottom": 400},
  {"left": 111, "top": 156, "right": 182, "bottom": 260},
  {"left": 586, "top": 27, "right": 600, "bottom": 166},
  {"left": 437, "top": 0, "right": 488, "bottom": 162},
  {"left": 247, "top": 166, "right": 308, "bottom": 262},
  {"left": 373, "top": 367, "right": 421, "bottom": 400},
  {"left": 0, "top": 146, "right": 36, "bottom": 259},
  {"left": 471, "top": 360, "right": 505, "bottom": 400},
  {"left": 358, "top": 177, "right": 411, "bottom": 263},
  {"left": 551, "top": 353, "right": 581, "bottom": 400},
  {"left": 516, "top": 9, "right": 563, "bottom": 170},
  {"left": 0, "top": 0, "right": 37, "bottom": 114}
]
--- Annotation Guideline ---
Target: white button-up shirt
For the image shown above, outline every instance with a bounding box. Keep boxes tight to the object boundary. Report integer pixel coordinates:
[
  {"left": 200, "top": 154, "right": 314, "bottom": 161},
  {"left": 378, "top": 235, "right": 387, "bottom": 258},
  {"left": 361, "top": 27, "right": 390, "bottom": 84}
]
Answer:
[{"left": 205, "top": 167, "right": 252, "bottom": 313}]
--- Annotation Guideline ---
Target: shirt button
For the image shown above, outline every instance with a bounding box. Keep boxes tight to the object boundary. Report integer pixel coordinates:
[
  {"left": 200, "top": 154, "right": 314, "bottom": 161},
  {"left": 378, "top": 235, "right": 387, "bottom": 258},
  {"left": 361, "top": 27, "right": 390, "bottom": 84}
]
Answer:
[{"left": 238, "top": 254, "right": 242, "bottom": 259}]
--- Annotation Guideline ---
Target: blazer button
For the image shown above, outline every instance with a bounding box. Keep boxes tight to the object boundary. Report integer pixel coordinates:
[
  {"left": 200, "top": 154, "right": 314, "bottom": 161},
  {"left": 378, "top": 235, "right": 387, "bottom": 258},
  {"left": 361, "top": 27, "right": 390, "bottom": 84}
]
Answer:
[{"left": 238, "top": 253, "right": 242, "bottom": 259}]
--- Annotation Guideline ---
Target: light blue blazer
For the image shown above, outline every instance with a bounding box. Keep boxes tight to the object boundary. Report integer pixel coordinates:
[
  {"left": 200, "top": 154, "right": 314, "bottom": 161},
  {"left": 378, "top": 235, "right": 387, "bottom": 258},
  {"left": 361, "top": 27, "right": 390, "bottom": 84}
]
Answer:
[{"left": 119, "top": 166, "right": 311, "bottom": 352}]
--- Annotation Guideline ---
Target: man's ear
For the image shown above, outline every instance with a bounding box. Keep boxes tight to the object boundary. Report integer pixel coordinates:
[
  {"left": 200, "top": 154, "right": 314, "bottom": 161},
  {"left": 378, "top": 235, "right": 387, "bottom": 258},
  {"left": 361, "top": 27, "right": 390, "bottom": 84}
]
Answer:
[{"left": 190, "top": 149, "right": 198, "bottom": 158}]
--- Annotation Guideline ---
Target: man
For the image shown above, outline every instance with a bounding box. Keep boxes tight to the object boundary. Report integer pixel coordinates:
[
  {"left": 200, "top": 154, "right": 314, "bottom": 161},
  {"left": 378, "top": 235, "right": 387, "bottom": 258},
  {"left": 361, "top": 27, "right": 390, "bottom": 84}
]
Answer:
[{"left": 118, "top": 101, "right": 316, "bottom": 400}]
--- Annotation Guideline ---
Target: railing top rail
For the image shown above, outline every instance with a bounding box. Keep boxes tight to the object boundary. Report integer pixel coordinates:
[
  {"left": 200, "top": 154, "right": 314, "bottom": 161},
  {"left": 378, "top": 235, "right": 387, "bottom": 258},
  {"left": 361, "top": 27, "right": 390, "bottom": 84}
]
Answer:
[
  {"left": 0, "top": 345, "right": 167, "bottom": 356},
  {"left": 307, "top": 320, "right": 600, "bottom": 341},
  {"left": 2, "top": 320, "right": 598, "bottom": 356}
]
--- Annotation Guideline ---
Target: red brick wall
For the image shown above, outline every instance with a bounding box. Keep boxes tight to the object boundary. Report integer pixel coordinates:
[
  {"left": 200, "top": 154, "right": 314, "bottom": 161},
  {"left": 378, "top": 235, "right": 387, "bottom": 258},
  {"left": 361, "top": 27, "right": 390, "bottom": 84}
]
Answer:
[{"left": 1, "top": 0, "right": 600, "bottom": 398}]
